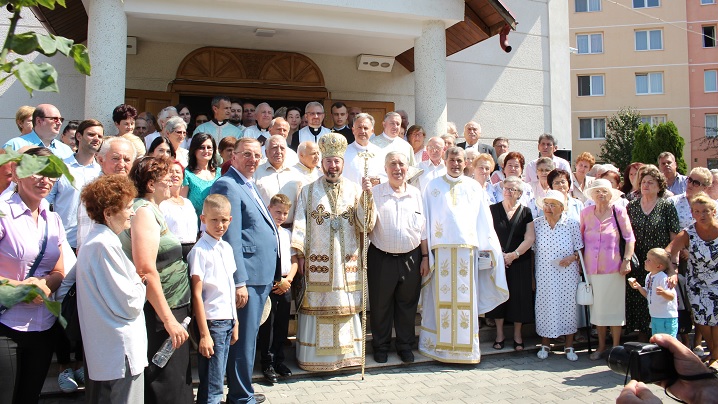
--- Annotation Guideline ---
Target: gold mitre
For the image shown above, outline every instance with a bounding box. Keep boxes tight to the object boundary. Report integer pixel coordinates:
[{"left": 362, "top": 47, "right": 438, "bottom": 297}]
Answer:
[{"left": 318, "top": 132, "right": 348, "bottom": 158}]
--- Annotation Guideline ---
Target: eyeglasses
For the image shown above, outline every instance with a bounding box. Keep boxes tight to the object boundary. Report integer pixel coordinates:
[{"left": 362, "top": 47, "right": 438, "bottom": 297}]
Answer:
[
  {"left": 543, "top": 202, "right": 561, "bottom": 209},
  {"left": 537, "top": 168, "right": 552, "bottom": 173},
  {"left": 427, "top": 146, "right": 443, "bottom": 152},
  {"left": 43, "top": 117, "right": 65, "bottom": 124},
  {"left": 306, "top": 112, "right": 324, "bottom": 117},
  {"left": 687, "top": 177, "right": 706, "bottom": 187},
  {"left": 30, "top": 174, "right": 59, "bottom": 183},
  {"left": 504, "top": 187, "right": 521, "bottom": 194}
]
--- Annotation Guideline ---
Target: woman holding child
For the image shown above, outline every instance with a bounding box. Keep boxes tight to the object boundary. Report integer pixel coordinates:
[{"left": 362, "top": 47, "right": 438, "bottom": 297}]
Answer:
[
  {"left": 667, "top": 193, "right": 718, "bottom": 365},
  {"left": 120, "top": 156, "right": 193, "bottom": 404}
]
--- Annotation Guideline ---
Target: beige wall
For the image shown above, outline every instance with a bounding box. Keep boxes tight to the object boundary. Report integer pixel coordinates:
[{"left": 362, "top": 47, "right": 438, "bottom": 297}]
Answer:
[{"left": 569, "top": 0, "right": 691, "bottom": 168}]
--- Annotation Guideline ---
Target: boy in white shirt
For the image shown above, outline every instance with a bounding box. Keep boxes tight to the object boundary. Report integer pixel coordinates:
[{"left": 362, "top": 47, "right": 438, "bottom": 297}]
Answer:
[
  {"left": 629, "top": 248, "right": 678, "bottom": 337},
  {"left": 258, "top": 194, "right": 298, "bottom": 383},
  {"left": 189, "top": 194, "right": 238, "bottom": 404}
]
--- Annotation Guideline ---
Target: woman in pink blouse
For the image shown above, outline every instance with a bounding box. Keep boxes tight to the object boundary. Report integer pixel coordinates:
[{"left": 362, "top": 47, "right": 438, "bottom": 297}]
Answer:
[
  {"left": 0, "top": 147, "right": 65, "bottom": 404},
  {"left": 580, "top": 179, "right": 635, "bottom": 360}
]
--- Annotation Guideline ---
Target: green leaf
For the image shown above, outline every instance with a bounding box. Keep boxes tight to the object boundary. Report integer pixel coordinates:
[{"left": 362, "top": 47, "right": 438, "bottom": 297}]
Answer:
[
  {"left": 70, "top": 44, "right": 91, "bottom": 76},
  {"left": 13, "top": 61, "right": 59, "bottom": 93},
  {"left": 35, "top": 0, "right": 58, "bottom": 10},
  {"left": 35, "top": 33, "right": 58, "bottom": 56},
  {"left": 15, "top": 154, "right": 50, "bottom": 178},
  {"left": 0, "top": 147, "right": 22, "bottom": 166},
  {"left": 40, "top": 154, "right": 75, "bottom": 187},
  {"left": 54, "top": 36, "right": 73, "bottom": 56},
  {"left": 0, "top": 281, "right": 66, "bottom": 328},
  {"left": 9, "top": 32, "right": 39, "bottom": 55}
]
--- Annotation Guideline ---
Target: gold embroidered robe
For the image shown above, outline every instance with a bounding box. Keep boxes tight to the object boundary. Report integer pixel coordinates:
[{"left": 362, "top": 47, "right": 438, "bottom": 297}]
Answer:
[
  {"left": 419, "top": 174, "right": 508, "bottom": 364},
  {"left": 291, "top": 176, "right": 375, "bottom": 371}
]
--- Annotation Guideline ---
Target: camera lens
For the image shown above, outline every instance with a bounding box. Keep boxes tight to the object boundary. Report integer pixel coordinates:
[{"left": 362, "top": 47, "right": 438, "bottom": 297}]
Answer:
[{"left": 607, "top": 346, "right": 630, "bottom": 376}]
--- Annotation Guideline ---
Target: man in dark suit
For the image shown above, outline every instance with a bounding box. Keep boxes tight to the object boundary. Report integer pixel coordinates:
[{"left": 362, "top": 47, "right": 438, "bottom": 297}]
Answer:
[
  {"left": 210, "top": 137, "right": 280, "bottom": 404},
  {"left": 457, "top": 121, "right": 498, "bottom": 166}
]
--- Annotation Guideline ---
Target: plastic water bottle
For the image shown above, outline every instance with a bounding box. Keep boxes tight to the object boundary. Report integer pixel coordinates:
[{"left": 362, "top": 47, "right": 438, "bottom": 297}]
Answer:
[{"left": 152, "top": 316, "right": 191, "bottom": 368}]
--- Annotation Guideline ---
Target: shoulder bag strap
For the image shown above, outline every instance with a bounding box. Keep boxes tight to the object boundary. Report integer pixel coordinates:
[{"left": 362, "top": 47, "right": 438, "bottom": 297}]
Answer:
[
  {"left": 577, "top": 249, "right": 590, "bottom": 286},
  {"left": 26, "top": 217, "right": 49, "bottom": 279},
  {"left": 503, "top": 205, "right": 523, "bottom": 253}
]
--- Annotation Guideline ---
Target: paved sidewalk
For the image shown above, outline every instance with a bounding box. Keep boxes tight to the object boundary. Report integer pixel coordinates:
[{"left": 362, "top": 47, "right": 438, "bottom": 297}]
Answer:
[
  {"left": 38, "top": 347, "right": 666, "bottom": 404},
  {"left": 253, "top": 351, "right": 662, "bottom": 404}
]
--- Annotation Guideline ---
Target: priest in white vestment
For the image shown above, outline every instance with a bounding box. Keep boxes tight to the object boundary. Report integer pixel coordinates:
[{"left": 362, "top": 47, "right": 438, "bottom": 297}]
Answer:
[
  {"left": 343, "top": 113, "right": 385, "bottom": 186},
  {"left": 291, "top": 132, "right": 376, "bottom": 371},
  {"left": 419, "top": 146, "right": 509, "bottom": 364}
]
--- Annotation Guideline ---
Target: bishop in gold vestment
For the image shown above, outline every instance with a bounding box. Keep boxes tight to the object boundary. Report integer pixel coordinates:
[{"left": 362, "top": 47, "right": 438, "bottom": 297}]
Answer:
[{"left": 291, "top": 132, "right": 375, "bottom": 371}]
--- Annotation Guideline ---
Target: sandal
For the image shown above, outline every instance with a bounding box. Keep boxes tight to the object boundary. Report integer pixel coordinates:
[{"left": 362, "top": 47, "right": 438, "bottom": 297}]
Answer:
[
  {"left": 565, "top": 347, "right": 578, "bottom": 361},
  {"left": 513, "top": 340, "right": 524, "bottom": 351},
  {"left": 537, "top": 345, "right": 550, "bottom": 360},
  {"left": 493, "top": 339, "right": 505, "bottom": 350}
]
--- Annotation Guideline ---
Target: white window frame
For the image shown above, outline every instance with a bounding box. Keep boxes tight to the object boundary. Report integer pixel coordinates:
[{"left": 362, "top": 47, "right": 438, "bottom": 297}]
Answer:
[
  {"left": 579, "top": 118, "right": 607, "bottom": 139},
  {"left": 701, "top": 0, "right": 716, "bottom": 5},
  {"left": 633, "top": 0, "right": 659, "bottom": 8},
  {"left": 640, "top": 115, "right": 667, "bottom": 126},
  {"left": 636, "top": 72, "right": 664, "bottom": 95},
  {"left": 576, "top": 0, "right": 601, "bottom": 12},
  {"left": 576, "top": 33, "right": 604, "bottom": 54},
  {"left": 635, "top": 29, "right": 663, "bottom": 51},
  {"left": 578, "top": 75, "right": 605, "bottom": 96},
  {"left": 707, "top": 114, "right": 718, "bottom": 138},
  {"left": 706, "top": 70, "right": 718, "bottom": 93}
]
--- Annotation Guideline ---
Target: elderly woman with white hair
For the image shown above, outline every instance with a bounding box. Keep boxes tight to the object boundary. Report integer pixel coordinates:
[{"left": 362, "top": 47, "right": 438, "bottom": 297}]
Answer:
[
  {"left": 669, "top": 167, "right": 714, "bottom": 230},
  {"left": 580, "top": 179, "right": 635, "bottom": 360},
  {"left": 534, "top": 190, "right": 583, "bottom": 361},
  {"left": 164, "top": 116, "right": 189, "bottom": 167}
]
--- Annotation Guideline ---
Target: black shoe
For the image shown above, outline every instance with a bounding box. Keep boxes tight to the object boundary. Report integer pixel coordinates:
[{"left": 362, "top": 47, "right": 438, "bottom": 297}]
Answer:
[
  {"left": 262, "top": 366, "right": 278, "bottom": 384},
  {"left": 255, "top": 393, "right": 266, "bottom": 403},
  {"left": 275, "top": 362, "right": 292, "bottom": 377},
  {"left": 398, "top": 350, "right": 414, "bottom": 363},
  {"left": 374, "top": 351, "right": 388, "bottom": 363}
]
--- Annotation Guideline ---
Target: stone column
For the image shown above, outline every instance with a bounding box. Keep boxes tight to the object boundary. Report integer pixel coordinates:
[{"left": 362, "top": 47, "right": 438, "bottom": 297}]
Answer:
[
  {"left": 84, "top": 0, "right": 126, "bottom": 130},
  {"left": 414, "top": 20, "right": 447, "bottom": 139}
]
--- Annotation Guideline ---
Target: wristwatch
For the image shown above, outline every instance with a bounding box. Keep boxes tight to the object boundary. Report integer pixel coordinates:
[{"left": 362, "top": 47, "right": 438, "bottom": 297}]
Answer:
[{"left": 514, "top": 251, "right": 520, "bottom": 258}]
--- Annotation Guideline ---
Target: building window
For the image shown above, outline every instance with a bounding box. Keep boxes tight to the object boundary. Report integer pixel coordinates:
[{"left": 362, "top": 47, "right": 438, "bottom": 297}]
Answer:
[
  {"left": 704, "top": 26, "right": 717, "bottom": 48},
  {"left": 640, "top": 115, "right": 667, "bottom": 126},
  {"left": 702, "top": 0, "right": 716, "bottom": 5},
  {"left": 709, "top": 159, "right": 718, "bottom": 170},
  {"left": 578, "top": 75, "right": 604, "bottom": 96},
  {"left": 579, "top": 118, "right": 606, "bottom": 139},
  {"left": 576, "top": 0, "right": 601, "bottom": 12},
  {"left": 706, "top": 70, "right": 718, "bottom": 93},
  {"left": 635, "top": 30, "right": 663, "bottom": 51},
  {"left": 707, "top": 114, "right": 718, "bottom": 138},
  {"left": 636, "top": 72, "right": 663, "bottom": 94},
  {"left": 577, "top": 33, "right": 603, "bottom": 54},
  {"left": 633, "top": 0, "right": 659, "bottom": 7}
]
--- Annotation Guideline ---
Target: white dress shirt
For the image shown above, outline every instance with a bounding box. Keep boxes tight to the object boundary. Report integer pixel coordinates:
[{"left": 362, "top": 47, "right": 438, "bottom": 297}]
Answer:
[
  {"left": 369, "top": 182, "right": 426, "bottom": 254},
  {"left": 254, "top": 161, "right": 304, "bottom": 224},
  {"left": 159, "top": 197, "right": 199, "bottom": 243},
  {"left": 188, "top": 232, "right": 238, "bottom": 320},
  {"left": 414, "top": 159, "right": 446, "bottom": 193},
  {"left": 370, "top": 133, "right": 417, "bottom": 166},
  {"left": 524, "top": 155, "right": 573, "bottom": 185}
]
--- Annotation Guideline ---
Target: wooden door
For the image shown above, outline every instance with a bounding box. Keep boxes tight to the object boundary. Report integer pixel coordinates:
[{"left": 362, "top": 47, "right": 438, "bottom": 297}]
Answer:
[
  {"left": 323, "top": 100, "right": 395, "bottom": 136},
  {"left": 125, "top": 89, "right": 179, "bottom": 116}
]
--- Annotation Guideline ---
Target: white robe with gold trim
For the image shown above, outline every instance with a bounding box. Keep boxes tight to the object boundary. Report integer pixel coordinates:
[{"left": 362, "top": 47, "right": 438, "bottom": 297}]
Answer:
[
  {"left": 419, "top": 174, "right": 508, "bottom": 363},
  {"left": 291, "top": 177, "right": 375, "bottom": 371}
]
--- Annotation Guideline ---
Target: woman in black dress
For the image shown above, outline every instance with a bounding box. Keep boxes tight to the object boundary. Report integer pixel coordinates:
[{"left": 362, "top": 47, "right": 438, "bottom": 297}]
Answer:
[
  {"left": 486, "top": 176, "right": 535, "bottom": 351},
  {"left": 626, "top": 165, "right": 680, "bottom": 340}
]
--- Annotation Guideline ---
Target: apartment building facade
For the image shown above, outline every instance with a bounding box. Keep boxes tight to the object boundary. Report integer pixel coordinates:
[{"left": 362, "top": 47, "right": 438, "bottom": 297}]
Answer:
[{"left": 570, "top": 0, "right": 718, "bottom": 170}]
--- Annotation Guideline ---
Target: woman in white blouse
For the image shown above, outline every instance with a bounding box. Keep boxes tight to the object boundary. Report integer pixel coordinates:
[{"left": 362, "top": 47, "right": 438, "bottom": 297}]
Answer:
[
  {"left": 76, "top": 174, "right": 147, "bottom": 403},
  {"left": 159, "top": 161, "right": 199, "bottom": 260}
]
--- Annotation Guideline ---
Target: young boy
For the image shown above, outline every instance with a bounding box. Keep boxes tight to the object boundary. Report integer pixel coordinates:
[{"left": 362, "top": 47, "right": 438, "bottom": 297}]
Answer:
[
  {"left": 629, "top": 248, "right": 678, "bottom": 337},
  {"left": 188, "top": 194, "right": 238, "bottom": 404},
  {"left": 258, "top": 194, "right": 298, "bottom": 383}
]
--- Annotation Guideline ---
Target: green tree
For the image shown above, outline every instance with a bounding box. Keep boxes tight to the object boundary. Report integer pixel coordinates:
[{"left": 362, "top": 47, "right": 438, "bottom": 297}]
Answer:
[
  {"left": 1, "top": 0, "right": 91, "bottom": 94},
  {"left": 631, "top": 123, "right": 656, "bottom": 165},
  {"left": 654, "top": 122, "right": 687, "bottom": 174},
  {"left": 599, "top": 107, "right": 642, "bottom": 173}
]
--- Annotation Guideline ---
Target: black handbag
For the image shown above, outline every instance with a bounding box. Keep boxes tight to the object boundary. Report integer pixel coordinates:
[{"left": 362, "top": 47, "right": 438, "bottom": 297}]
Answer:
[
  {"left": 676, "top": 278, "right": 693, "bottom": 335},
  {"left": 613, "top": 207, "right": 640, "bottom": 269},
  {"left": 61, "top": 283, "right": 82, "bottom": 345}
]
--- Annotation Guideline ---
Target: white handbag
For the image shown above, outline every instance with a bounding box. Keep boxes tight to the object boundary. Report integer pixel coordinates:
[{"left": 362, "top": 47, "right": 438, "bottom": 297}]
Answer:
[{"left": 575, "top": 250, "right": 593, "bottom": 305}]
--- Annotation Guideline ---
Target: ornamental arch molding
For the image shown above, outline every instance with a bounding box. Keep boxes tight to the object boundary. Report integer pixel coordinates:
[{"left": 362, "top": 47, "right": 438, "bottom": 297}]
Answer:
[{"left": 169, "top": 47, "right": 329, "bottom": 100}]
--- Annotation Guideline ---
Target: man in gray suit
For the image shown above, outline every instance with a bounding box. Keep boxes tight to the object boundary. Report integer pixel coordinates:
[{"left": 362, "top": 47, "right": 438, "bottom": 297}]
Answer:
[{"left": 210, "top": 137, "right": 280, "bottom": 404}]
